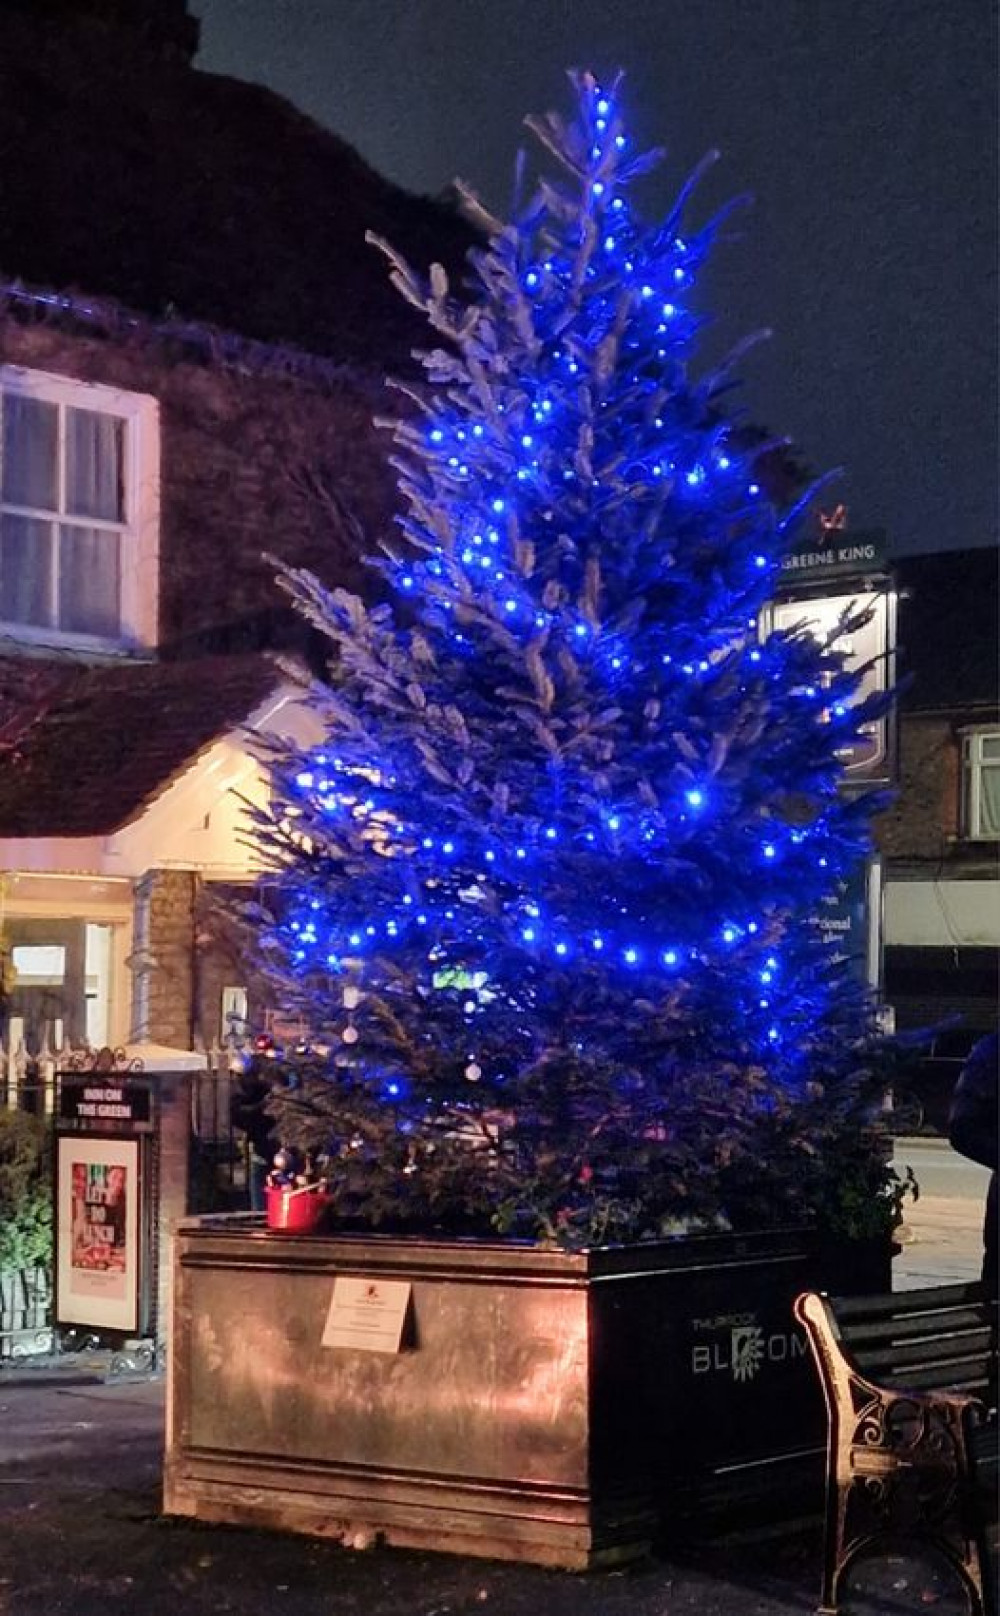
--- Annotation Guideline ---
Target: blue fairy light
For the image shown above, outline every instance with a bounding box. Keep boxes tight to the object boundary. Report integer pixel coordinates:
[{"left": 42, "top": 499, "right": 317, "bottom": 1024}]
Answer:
[{"left": 685, "top": 787, "right": 706, "bottom": 810}]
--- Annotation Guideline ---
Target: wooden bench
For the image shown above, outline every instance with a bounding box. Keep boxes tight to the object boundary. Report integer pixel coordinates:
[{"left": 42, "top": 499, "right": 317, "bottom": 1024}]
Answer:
[{"left": 795, "top": 1283, "right": 998, "bottom": 1616}]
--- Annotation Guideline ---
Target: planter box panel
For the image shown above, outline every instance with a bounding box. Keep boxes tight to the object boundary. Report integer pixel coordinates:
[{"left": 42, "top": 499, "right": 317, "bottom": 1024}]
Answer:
[{"left": 181, "top": 1256, "right": 589, "bottom": 1485}]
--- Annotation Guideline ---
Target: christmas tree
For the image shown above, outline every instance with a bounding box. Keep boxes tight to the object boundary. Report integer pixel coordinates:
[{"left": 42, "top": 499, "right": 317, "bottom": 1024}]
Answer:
[{"left": 249, "top": 71, "right": 899, "bottom": 1247}]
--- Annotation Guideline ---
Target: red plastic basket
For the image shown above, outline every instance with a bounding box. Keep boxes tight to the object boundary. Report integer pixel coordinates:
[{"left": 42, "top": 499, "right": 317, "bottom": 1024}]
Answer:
[{"left": 265, "top": 1187, "right": 332, "bottom": 1233}]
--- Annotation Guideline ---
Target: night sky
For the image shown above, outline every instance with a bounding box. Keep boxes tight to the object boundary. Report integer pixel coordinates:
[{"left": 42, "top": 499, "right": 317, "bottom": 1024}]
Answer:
[{"left": 195, "top": 0, "right": 996, "bottom": 559}]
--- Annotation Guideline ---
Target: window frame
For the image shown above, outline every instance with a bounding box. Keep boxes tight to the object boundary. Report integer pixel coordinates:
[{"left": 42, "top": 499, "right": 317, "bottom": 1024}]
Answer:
[
  {"left": 0, "top": 365, "right": 159, "bottom": 652},
  {"left": 961, "top": 727, "right": 1000, "bottom": 841}
]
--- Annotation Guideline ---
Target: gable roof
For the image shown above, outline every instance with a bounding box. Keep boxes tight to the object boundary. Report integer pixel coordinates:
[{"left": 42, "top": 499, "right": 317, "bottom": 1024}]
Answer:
[
  {"left": 0, "top": 8, "right": 473, "bottom": 372},
  {"left": 0, "top": 653, "right": 288, "bottom": 837}
]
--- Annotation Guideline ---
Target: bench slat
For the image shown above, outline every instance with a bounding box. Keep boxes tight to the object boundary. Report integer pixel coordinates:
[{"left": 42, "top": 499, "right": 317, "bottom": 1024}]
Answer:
[
  {"left": 856, "top": 1330, "right": 994, "bottom": 1376},
  {"left": 840, "top": 1308, "right": 992, "bottom": 1346},
  {"left": 829, "top": 1282, "right": 986, "bottom": 1319},
  {"left": 871, "top": 1362, "right": 990, "bottom": 1396}
]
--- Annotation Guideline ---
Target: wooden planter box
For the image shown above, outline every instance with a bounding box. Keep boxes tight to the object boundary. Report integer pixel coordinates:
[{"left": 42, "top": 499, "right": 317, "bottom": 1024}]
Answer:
[{"left": 164, "top": 1216, "right": 888, "bottom": 1568}]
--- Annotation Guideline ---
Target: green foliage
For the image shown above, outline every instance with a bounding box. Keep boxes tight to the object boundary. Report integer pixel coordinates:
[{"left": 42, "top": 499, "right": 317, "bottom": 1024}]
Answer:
[{"left": 0, "top": 1110, "right": 54, "bottom": 1271}]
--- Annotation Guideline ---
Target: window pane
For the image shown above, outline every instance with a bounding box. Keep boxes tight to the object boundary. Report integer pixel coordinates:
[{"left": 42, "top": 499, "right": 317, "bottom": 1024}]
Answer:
[
  {"left": 58, "top": 524, "right": 120, "bottom": 637},
  {"left": 980, "top": 735, "right": 1000, "bottom": 760},
  {"left": 65, "top": 407, "right": 125, "bottom": 521},
  {"left": 0, "top": 513, "right": 53, "bottom": 626},
  {"left": 980, "top": 764, "right": 1000, "bottom": 837},
  {"left": 2, "top": 392, "right": 58, "bottom": 510},
  {"left": 12, "top": 945, "right": 66, "bottom": 986}
]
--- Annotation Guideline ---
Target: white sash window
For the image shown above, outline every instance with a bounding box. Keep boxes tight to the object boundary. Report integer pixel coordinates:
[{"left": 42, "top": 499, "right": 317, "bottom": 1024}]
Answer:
[
  {"left": 962, "top": 729, "right": 1000, "bottom": 840},
  {"left": 0, "top": 368, "right": 159, "bottom": 649}
]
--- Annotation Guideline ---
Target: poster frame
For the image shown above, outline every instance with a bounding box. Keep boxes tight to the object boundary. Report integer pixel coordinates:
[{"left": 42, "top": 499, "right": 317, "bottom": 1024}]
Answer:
[{"left": 54, "top": 1134, "right": 142, "bottom": 1336}]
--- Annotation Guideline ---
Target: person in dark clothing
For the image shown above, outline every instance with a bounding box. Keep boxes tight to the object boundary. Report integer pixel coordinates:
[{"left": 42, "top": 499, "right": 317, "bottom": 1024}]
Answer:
[{"left": 947, "top": 1030, "right": 998, "bottom": 1303}]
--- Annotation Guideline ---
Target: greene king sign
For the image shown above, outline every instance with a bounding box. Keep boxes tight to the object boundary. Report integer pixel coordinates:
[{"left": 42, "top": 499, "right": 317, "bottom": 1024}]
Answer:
[{"left": 780, "top": 526, "right": 889, "bottom": 585}]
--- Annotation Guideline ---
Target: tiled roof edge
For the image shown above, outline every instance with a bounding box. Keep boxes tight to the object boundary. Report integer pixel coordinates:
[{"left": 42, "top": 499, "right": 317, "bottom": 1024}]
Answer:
[{"left": 0, "top": 279, "right": 381, "bottom": 392}]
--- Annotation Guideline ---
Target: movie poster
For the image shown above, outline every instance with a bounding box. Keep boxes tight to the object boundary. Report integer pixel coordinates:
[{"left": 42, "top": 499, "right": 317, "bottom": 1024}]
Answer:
[{"left": 56, "top": 1137, "right": 139, "bottom": 1332}]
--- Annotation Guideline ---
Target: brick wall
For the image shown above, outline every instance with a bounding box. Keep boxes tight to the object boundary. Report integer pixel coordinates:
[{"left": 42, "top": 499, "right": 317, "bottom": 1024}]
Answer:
[
  {"left": 0, "top": 318, "right": 399, "bottom": 653},
  {"left": 875, "top": 715, "right": 958, "bottom": 863},
  {"left": 130, "top": 869, "right": 197, "bottom": 1047}
]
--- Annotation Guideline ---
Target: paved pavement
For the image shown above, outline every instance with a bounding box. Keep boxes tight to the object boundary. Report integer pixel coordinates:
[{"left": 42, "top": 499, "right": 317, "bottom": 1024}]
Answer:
[
  {"left": 892, "top": 1136, "right": 990, "bottom": 1289},
  {"left": 0, "top": 1147, "right": 991, "bottom": 1616},
  {"left": 0, "top": 1372, "right": 984, "bottom": 1616}
]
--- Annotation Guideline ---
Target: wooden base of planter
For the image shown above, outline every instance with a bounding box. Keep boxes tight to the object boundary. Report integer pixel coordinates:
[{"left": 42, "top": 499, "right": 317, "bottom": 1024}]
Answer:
[
  {"left": 164, "top": 1216, "right": 889, "bottom": 1568},
  {"left": 165, "top": 1455, "right": 652, "bottom": 1569}
]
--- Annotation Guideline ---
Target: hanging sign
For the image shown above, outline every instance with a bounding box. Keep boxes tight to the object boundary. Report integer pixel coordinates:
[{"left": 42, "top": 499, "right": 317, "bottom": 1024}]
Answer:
[{"left": 762, "top": 586, "right": 896, "bottom": 786}]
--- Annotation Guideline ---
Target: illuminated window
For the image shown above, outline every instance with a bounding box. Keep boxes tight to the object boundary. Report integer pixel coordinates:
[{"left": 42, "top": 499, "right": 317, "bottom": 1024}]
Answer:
[
  {"left": 0, "top": 367, "right": 159, "bottom": 649},
  {"left": 962, "top": 730, "right": 1000, "bottom": 839},
  {"left": 11, "top": 944, "right": 66, "bottom": 986}
]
